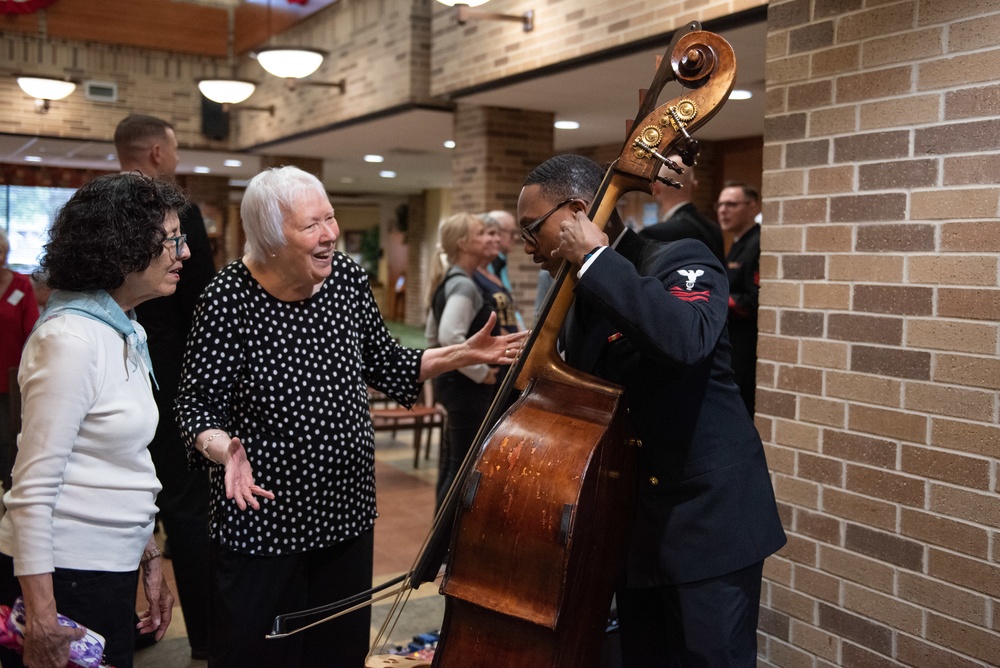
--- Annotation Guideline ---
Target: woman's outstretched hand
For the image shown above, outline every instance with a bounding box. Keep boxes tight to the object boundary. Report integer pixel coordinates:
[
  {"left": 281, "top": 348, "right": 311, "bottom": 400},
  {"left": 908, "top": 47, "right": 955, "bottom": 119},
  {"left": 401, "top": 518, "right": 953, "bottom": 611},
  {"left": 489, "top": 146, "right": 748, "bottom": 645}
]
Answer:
[
  {"left": 466, "top": 312, "right": 530, "bottom": 366},
  {"left": 222, "top": 437, "right": 275, "bottom": 510}
]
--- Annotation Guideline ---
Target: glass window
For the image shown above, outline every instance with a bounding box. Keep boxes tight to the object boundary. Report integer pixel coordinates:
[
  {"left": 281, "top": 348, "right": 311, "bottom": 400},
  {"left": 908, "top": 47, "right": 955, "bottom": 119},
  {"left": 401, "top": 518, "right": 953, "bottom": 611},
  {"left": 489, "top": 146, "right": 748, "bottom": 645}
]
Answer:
[{"left": 2, "top": 185, "right": 77, "bottom": 272}]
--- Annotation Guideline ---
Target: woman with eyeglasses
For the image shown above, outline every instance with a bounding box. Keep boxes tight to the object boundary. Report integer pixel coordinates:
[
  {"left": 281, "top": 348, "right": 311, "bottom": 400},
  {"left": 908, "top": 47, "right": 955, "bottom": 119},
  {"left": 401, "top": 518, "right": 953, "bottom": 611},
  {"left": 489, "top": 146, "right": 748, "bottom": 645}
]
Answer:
[{"left": 0, "top": 173, "right": 183, "bottom": 668}]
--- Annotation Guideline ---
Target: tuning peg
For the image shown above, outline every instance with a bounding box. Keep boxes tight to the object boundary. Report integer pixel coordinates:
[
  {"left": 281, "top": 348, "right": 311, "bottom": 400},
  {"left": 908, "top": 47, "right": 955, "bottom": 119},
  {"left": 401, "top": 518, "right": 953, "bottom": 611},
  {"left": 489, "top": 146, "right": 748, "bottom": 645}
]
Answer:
[
  {"left": 656, "top": 175, "right": 682, "bottom": 189},
  {"left": 677, "top": 137, "right": 701, "bottom": 166},
  {"left": 662, "top": 157, "right": 683, "bottom": 174}
]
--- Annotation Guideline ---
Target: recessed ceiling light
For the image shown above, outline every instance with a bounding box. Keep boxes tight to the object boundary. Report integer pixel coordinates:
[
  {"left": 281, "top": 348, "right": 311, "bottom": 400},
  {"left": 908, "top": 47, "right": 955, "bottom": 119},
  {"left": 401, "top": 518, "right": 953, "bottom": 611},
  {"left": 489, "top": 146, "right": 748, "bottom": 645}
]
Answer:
[
  {"left": 224, "top": 159, "right": 243, "bottom": 168},
  {"left": 379, "top": 170, "right": 396, "bottom": 178},
  {"left": 443, "top": 140, "right": 456, "bottom": 149},
  {"left": 24, "top": 156, "right": 42, "bottom": 162},
  {"left": 364, "top": 154, "right": 384, "bottom": 163},
  {"left": 193, "top": 166, "right": 211, "bottom": 174},
  {"left": 554, "top": 121, "right": 580, "bottom": 130},
  {"left": 730, "top": 89, "right": 753, "bottom": 100}
]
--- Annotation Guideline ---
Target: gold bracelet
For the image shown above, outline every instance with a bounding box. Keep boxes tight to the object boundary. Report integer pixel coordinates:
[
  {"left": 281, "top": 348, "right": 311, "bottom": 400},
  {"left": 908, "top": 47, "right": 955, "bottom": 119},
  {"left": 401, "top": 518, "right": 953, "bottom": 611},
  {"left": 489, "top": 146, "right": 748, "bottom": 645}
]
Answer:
[
  {"left": 200, "top": 431, "right": 225, "bottom": 461},
  {"left": 141, "top": 547, "right": 162, "bottom": 563}
]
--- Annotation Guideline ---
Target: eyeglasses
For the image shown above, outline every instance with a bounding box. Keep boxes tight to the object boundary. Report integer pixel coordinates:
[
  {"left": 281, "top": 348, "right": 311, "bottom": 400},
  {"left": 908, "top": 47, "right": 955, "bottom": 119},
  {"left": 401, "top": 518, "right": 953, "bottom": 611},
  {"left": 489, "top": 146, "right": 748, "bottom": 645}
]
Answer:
[
  {"left": 520, "top": 198, "right": 578, "bottom": 245},
  {"left": 164, "top": 233, "right": 188, "bottom": 258},
  {"left": 715, "top": 200, "right": 751, "bottom": 209}
]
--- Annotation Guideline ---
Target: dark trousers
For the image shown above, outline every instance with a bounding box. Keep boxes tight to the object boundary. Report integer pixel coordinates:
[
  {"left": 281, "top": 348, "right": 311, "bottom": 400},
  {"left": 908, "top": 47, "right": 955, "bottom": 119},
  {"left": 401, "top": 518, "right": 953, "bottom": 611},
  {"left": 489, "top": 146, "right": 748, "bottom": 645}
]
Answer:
[
  {"left": 616, "top": 560, "right": 765, "bottom": 667},
  {"left": 433, "top": 371, "right": 493, "bottom": 510},
  {"left": 0, "top": 553, "right": 139, "bottom": 668},
  {"left": 147, "top": 395, "right": 211, "bottom": 654},
  {"left": 209, "top": 531, "right": 374, "bottom": 668}
]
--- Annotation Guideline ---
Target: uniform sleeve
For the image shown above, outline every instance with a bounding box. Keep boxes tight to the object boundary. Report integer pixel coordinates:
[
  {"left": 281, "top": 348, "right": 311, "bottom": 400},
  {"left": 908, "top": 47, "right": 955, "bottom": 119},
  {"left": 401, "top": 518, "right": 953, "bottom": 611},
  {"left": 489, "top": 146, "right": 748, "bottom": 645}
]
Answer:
[
  {"left": 575, "top": 239, "right": 730, "bottom": 369},
  {"left": 175, "top": 278, "right": 241, "bottom": 468},
  {"left": 5, "top": 324, "right": 99, "bottom": 575}
]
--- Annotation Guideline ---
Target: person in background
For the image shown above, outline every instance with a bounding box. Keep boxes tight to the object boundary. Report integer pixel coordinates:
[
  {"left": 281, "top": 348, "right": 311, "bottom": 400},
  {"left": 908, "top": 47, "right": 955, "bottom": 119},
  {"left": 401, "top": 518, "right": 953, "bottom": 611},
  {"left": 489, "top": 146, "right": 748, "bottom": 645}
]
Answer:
[
  {"left": 175, "top": 168, "right": 525, "bottom": 668},
  {"left": 516, "top": 154, "right": 784, "bottom": 667},
  {"left": 638, "top": 156, "right": 725, "bottom": 265},
  {"left": 716, "top": 181, "right": 762, "bottom": 417},
  {"left": 0, "top": 173, "right": 181, "bottom": 668},
  {"left": 426, "top": 212, "right": 504, "bottom": 509},
  {"left": 114, "top": 113, "right": 215, "bottom": 659},
  {"left": 476, "top": 214, "right": 521, "bottom": 335},
  {"left": 0, "top": 230, "right": 39, "bottom": 490},
  {"left": 533, "top": 268, "right": 554, "bottom": 323},
  {"left": 483, "top": 209, "right": 526, "bottom": 330}
]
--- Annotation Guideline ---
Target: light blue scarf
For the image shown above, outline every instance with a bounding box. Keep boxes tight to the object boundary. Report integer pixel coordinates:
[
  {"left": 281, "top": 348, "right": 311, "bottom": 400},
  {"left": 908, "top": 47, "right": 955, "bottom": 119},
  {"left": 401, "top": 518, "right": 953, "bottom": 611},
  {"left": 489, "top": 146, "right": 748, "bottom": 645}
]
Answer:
[{"left": 38, "top": 289, "right": 158, "bottom": 389}]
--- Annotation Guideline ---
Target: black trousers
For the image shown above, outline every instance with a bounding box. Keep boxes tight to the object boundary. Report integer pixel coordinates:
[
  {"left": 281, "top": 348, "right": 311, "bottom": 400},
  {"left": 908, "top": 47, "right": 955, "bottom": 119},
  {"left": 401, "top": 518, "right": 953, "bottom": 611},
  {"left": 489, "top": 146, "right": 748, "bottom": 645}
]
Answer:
[
  {"left": 209, "top": 531, "right": 374, "bottom": 668},
  {"left": 146, "top": 385, "right": 212, "bottom": 654},
  {"left": 0, "top": 553, "right": 139, "bottom": 668},
  {"left": 615, "top": 560, "right": 765, "bottom": 667},
  {"left": 433, "top": 371, "right": 493, "bottom": 510}
]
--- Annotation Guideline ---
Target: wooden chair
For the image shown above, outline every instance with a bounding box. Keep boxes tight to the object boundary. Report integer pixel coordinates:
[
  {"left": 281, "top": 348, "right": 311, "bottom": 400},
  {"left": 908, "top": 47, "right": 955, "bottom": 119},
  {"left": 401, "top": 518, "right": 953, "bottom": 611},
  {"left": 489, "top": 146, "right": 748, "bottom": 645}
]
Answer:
[{"left": 370, "top": 384, "right": 446, "bottom": 468}]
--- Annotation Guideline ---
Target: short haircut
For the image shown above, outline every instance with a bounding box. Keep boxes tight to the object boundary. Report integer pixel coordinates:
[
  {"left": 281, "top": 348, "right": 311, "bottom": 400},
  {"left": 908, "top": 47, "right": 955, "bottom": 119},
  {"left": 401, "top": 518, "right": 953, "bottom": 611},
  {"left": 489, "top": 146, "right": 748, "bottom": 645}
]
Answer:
[
  {"left": 522, "top": 154, "right": 605, "bottom": 202},
  {"left": 723, "top": 181, "right": 760, "bottom": 203},
  {"left": 241, "top": 166, "right": 328, "bottom": 263},
  {"left": 114, "top": 114, "right": 174, "bottom": 164},
  {"left": 40, "top": 173, "right": 187, "bottom": 291}
]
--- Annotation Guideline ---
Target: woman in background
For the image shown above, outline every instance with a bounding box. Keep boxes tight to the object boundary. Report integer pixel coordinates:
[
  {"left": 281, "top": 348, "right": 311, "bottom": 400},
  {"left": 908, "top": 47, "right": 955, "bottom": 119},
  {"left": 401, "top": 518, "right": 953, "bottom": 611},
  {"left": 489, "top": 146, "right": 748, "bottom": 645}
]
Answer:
[
  {"left": 0, "top": 230, "right": 39, "bottom": 489},
  {"left": 425, "top": 212, "right": 504, "bottom": 509},
  {"left": 0, "top": 173, "right": 180, "bottom": 668}
]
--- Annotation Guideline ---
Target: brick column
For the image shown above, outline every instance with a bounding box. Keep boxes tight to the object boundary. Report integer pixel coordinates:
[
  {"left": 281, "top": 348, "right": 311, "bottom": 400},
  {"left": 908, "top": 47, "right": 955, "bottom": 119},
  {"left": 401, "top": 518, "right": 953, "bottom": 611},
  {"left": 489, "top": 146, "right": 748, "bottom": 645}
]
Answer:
[
  {"left": 758, "top": 1, "right": 1000, "bottom": 665},
  {"left": 450, "top": 103, "right": 554, "bottom": 323}
]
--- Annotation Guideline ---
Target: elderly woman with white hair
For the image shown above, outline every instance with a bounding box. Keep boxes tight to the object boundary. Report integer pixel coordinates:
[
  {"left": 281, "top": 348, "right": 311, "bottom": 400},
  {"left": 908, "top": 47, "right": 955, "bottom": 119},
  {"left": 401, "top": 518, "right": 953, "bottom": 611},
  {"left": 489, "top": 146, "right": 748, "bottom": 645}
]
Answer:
[{"left": 175, "top": 166, "right": 525, "bottom": 668}]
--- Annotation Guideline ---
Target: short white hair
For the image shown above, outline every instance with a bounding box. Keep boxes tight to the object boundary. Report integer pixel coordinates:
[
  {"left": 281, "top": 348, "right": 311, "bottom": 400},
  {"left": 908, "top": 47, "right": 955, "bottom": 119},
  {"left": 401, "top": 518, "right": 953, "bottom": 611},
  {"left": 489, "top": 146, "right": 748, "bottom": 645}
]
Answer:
[{"left": 241, "top": 166, "right": 328, "bottom": 263}]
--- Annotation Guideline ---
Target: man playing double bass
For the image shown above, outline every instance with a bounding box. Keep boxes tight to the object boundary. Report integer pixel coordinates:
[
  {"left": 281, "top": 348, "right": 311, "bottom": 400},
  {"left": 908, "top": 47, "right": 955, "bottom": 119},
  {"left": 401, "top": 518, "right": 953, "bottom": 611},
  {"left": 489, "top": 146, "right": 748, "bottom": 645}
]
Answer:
[{"left": 516, "top": 154, "right": 785, "bottom": 666}]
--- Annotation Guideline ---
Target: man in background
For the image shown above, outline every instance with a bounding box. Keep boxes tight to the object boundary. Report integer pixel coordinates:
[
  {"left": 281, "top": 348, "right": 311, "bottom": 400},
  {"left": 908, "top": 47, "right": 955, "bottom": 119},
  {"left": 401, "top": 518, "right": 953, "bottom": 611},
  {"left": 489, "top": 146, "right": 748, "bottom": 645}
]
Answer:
[
  {"left": 716, "top": 181, "right": 762, "bottom": 417},
  {"left": 115, "top": 114, "right": 216, "bottom": 660},
  {"left": 639, "top": 157, "right": 725, "bottom": 265}
]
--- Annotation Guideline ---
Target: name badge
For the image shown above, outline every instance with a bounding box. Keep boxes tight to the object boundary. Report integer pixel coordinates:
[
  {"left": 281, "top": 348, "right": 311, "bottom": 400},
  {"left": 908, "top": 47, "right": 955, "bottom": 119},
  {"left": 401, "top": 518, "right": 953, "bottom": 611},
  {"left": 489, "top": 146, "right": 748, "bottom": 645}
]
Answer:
[{"left": 7, "top": 289, "right": 24, "bottom": 306}]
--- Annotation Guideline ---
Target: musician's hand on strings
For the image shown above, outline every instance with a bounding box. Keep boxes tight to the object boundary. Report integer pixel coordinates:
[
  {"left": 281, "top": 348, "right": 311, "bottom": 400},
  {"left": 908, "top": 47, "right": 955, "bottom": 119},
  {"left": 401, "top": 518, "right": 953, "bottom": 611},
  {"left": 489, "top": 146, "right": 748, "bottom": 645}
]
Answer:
[{"left": 555, "top": 210, "right": 609, "bottom": 266}]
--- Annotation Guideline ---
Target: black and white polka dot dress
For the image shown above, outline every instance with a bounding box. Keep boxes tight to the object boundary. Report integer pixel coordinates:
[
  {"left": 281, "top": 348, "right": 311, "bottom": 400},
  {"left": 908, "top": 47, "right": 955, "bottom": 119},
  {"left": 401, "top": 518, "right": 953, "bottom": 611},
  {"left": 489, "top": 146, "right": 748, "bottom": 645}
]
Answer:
[{"left": 176, "top": 255, "right": 422, "bottom": 555}]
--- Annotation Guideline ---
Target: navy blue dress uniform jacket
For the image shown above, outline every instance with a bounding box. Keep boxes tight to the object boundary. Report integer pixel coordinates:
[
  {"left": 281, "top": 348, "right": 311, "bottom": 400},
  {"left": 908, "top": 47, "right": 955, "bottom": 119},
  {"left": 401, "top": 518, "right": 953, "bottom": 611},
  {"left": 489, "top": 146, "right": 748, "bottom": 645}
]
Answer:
[{"left": 567, "top": 228, "right": 785, "bottom": 588}]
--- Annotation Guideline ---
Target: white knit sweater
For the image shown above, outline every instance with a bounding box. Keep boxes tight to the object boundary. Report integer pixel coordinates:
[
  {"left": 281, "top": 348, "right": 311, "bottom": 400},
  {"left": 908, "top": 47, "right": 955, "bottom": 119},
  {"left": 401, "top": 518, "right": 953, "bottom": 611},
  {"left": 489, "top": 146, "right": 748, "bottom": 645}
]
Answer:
[{"left": 0, "top": 314, "right": 161, "bottom": 575}]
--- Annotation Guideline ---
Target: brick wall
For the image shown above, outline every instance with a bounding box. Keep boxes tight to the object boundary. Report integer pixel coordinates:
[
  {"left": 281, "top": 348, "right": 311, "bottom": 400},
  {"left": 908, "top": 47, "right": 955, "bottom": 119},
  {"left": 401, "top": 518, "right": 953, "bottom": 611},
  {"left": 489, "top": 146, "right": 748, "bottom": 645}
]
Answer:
[
  {"left": 430, "top": 0, "right": 768, "bottom": 96},
  {"left": 0, "top": 0, "right": 431, "bottom": 152},
  {"left": 235, "top": 0, "right": 433, "bottom": 148},
  {"left": 759, "top": 1, "right": 1000, "bottom": 665},
  {"left": 0, "top": 31, "right": 228, "bottom": 149}
]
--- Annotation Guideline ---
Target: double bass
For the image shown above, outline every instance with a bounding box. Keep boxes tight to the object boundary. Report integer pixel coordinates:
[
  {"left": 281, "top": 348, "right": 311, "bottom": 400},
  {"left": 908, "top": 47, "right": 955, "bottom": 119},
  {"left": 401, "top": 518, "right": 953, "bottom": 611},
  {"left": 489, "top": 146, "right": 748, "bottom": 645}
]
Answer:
[{"left": 271, "top": 21, "right": 737, "bottom": 668}]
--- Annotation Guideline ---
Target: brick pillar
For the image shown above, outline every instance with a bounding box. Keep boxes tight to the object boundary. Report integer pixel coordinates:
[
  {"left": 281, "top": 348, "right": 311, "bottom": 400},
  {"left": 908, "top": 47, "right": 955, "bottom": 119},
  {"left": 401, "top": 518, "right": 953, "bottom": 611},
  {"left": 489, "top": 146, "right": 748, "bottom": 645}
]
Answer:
[{"left": 450, "top": 104, "right": 554, "bottom": 323}]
